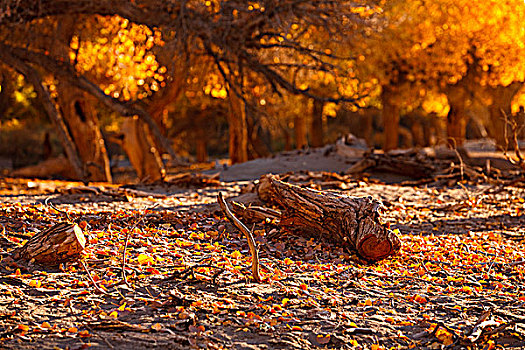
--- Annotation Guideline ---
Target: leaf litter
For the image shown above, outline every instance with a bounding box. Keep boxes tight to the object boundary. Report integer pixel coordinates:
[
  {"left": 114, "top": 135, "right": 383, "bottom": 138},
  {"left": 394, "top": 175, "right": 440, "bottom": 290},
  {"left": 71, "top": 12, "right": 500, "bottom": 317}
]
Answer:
[{"left": 0, "top": 175, "right": 524, "bottom": 349}]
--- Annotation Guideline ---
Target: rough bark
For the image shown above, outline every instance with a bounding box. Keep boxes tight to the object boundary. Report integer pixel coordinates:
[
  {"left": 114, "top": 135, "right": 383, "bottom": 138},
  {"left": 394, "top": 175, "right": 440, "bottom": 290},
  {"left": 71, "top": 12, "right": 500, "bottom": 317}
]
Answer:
[
  {"left": 11, "top": 223, "right": 86, "bottom": 267},
  {"left": 381, "top": 85, "right": 400, "bottom": 151},
  {"left": 120, "top": 116, "right": 165, "bottom": 182},
  {"left": 310, "top": 99, "right": 324, "bottom": 148},
  {"left": 294, "top": 114, "right": 308, "bottom": 149},
  {"left": 257, "top": 175, "right": 401, "bottom": 261},
  {"left": 57, "top": 87, "right": 112, "bottom": 182},
  {"left": 54, "top": 17, "right": 112, "bottom": 182},
  {"left": 228, "top": 92, "right": 249, "bottom": 164},
  {"left": 486, "top": 83, "right": 522, "bottom": 148}
]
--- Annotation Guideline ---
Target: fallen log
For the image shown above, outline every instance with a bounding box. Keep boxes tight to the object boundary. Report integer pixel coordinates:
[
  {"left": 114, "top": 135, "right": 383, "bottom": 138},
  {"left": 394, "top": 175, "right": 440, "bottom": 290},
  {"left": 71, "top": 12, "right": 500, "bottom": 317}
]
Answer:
[
  {"left": 257, "top": 175, "right": 401, "bottom": 261},
  {"left": 11, "top": 223, "right": 86, "bottom": 266}
]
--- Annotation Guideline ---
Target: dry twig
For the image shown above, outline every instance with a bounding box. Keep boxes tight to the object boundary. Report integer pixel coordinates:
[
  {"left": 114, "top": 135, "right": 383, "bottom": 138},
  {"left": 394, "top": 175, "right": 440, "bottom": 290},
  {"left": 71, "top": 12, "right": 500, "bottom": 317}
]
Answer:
[{"left": 217, "top": 192, "right": 261, "bottom": 283}]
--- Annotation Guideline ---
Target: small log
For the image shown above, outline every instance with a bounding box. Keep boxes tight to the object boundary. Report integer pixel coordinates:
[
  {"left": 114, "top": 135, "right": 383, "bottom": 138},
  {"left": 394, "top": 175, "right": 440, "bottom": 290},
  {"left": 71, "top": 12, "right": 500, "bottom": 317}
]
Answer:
[
  {"left": 11, "top": 223, "right": 86, "bottom": 266},
  {"left": 257, "top": 175, "right": 401, "bottom": 261}
]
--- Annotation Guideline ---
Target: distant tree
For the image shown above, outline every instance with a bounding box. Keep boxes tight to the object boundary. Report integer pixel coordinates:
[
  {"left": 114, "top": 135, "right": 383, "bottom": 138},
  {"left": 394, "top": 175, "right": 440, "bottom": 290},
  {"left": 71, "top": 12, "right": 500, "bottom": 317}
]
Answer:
[
  {"left": 0, "top": 0, "right": 373, "bottom": 178},
  {"left": 354, "top": 0, "right": 525, "bottom": 149}
]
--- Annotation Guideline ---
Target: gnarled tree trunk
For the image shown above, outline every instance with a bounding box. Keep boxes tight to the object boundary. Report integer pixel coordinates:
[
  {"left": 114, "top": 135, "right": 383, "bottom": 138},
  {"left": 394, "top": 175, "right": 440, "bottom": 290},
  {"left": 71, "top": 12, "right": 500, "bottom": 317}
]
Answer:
[
  {"left": 121, "top": 116, "right": 165, "bottom": 182},
  {"left": 54, "top": 17, "right": 111, "bottom": 182},
  {"left": 445, "top": 84, "right": 470, "bottom": 147},
  {"left": 257, "top": 175, "right": 401, "bottom": 261},
  {"left": 56, "top": 87, "right": 112, "bottom": 181}
]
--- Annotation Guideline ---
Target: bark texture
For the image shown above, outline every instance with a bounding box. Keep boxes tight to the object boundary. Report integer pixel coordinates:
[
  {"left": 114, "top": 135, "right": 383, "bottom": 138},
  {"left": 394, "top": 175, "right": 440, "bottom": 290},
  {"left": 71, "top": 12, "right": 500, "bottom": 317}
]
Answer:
[
  {"left": 257, "top": 175, "right": 401, "bottom": 261},
  {"left": 54, "top": 17, "right": 112, "bottom": 182},
  {"left": 11, "top": 223, "right": 86, "bottom": 266},
  {"left": 121, "top": 116, "right": 165, "bottom": 182}
]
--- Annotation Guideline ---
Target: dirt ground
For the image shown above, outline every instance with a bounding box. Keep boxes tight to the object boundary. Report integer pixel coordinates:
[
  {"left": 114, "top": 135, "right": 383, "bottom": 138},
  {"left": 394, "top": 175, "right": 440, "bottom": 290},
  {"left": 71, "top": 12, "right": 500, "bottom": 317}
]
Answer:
[{"left": 0, "top": 172, "right": 524, "bottom": 350}]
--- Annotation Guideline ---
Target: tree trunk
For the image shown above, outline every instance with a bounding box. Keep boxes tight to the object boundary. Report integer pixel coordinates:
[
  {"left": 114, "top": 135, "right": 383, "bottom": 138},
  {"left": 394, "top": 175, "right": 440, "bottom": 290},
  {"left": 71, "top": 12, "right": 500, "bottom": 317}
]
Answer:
[
  {"left": 121, "top": 116, "right": 165, "bottom": 182},
  {"left": 228, "top": 92, "right": 248, "bottom": 164},
  {"left": 486, "top": 83, "right": 522, "bottom": 148},
  {"left": 56, "top": 87, "right": 112, "bottom": 182},
  {"left": 247, "top": 109, "right": 271, "bottom": 159},
  {"left": 0, "top": 70, "right": 15, "bottom": 118},
  {"left": 54, "top": 17, "right": 112, "bottom": 182},
  {"left": 11, "top": 223, "right": 86, "bottom": 267},
  {"left": 381, "top": 85, "right": 400, "bottom": 151},
  {"left": 0, "top": 47, "right": 85, "bottom": 179},
  {"left": 310, "top": 99, "right": 324, "bottom": 148},
  {"left": 294, "top": 114, "right": 308, "bottom": 149},
  {"left": 445, "top": 86, "right": 469, "bottom": 147},
  {"left": 257, "top": 175, "right": 401, "bottom": 261},
  {"left": 195, "top": 130, "right": 208, "bottom": 163}
]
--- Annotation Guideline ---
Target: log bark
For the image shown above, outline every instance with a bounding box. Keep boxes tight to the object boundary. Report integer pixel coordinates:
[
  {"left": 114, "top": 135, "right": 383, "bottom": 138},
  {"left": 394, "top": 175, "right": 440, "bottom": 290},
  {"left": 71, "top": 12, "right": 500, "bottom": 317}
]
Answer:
[
  {"left": 346, "top": 150, "right": 436, "bottom": 179},
  {"left": 257, "top": 175, "right": 401, "bottom": 261},
  {"left": 11, "top": 223, "right": 86, "bottom": 266}
]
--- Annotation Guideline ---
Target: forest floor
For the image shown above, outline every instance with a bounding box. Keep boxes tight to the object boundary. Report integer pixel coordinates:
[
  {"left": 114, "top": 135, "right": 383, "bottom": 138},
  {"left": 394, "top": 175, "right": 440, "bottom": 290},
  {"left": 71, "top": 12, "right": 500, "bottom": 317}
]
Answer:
[{"left": 0, "top": 170, "right": 524, "bottom": 350}]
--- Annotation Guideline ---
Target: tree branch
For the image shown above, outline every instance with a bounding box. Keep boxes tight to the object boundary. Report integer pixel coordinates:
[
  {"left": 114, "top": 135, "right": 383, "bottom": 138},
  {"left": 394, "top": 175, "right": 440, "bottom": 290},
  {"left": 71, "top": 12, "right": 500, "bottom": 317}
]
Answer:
[
  {"left": 0, "top": 42, "right": 178, "bottom": 162},
  {"left": 0, "top": 46, "right": 86, "bottom": 179}
]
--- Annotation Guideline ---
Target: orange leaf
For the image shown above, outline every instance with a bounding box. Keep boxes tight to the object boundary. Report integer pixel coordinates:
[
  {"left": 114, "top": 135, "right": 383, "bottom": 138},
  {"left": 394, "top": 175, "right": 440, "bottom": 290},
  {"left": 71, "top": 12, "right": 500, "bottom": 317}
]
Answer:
[
  {"left": 151, "top": 323, "right": 163, "bottom": 331},
  {"left": 17, "top": 324, "right": 29, "bottom": 332}
]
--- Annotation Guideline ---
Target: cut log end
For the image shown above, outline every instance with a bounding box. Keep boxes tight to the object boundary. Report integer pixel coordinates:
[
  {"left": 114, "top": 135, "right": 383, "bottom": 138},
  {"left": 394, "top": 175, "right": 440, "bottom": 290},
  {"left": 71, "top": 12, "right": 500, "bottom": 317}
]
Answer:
[
  {"left": 357, "top": 231, "right": 401, "bottom": 262},
  {"left": 12, "top": 223, "right": 86, "bottom": 267}
]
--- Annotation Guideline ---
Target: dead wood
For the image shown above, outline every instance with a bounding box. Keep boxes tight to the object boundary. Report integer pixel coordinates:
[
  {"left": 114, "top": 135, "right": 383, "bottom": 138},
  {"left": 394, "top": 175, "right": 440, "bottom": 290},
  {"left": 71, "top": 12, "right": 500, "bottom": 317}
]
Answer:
[
  {"left": 11, "top": 223, "right": 86, "bottom": 266},
  {"left": 256, "top": 175, "right": 401, "bottom": 261},
  {"left": 346, "top": 150, "right": 436, "bottom": 179},
  {"left": 11, "top": 156, "right": 78, "bottom": 180},
  {"left": 229, "top": 201, "right": 281, "bottom": 224},
  {"left": 217, "top": 192, "right": 261, "bottom": 282}
]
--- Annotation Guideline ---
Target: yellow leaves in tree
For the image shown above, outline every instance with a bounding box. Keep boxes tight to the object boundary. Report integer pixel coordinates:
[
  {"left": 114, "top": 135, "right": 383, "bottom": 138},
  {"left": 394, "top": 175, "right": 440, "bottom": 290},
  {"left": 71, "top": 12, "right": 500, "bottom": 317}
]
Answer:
[{"left": 73, "top": 15, "right": 166, "bottom": 101}]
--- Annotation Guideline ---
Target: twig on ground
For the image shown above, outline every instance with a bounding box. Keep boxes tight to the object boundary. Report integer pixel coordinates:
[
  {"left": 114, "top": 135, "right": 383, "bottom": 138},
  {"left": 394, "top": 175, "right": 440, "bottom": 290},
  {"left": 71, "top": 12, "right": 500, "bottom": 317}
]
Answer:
[
  {"left": 121, "top": 227, "right": 132, "bottom": 288},
  {"left": 217, "top": 192, "right": 261, "bottom": 283},
  {"left": 80, "top": 260, "right": 110, "bottom": 295},
  {"left": 45, "top": 197, "right": 72, "bottom": 221}
]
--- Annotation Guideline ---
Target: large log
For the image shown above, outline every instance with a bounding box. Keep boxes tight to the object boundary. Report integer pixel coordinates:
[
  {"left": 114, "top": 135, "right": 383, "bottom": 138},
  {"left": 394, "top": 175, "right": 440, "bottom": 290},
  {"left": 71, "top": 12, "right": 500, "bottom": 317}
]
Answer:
[
  {"left": 257, "top": 175, "right": 401, "bottom": 261},
  {"left": 11, "top": 223, "right": 86, "bottom": 266}
]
